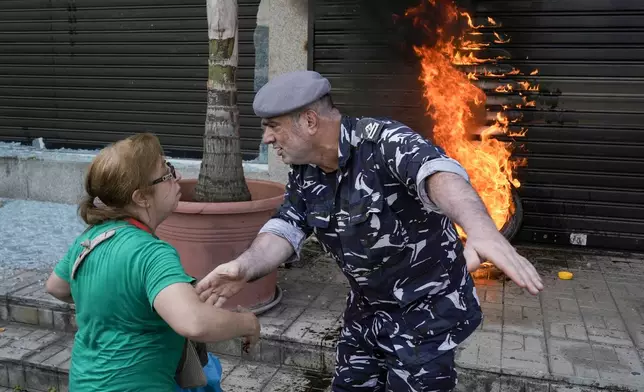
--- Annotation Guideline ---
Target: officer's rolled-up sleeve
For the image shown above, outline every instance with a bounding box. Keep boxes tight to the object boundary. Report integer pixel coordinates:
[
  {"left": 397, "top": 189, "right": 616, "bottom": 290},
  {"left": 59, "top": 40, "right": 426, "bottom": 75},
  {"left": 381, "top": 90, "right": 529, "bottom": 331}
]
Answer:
[
  {"left": 258, "top": 169, "right": 312, "bottom": 261},
  {"left": 378, "top": 125, "right": 470, "bottom": 213}
]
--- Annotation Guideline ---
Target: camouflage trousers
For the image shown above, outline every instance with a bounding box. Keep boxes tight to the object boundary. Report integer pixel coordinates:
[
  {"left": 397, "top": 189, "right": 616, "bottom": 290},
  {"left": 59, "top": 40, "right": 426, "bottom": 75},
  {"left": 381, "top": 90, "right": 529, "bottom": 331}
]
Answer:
[{"left": 331, "top": 275, "right": 482, "bottom": 392}]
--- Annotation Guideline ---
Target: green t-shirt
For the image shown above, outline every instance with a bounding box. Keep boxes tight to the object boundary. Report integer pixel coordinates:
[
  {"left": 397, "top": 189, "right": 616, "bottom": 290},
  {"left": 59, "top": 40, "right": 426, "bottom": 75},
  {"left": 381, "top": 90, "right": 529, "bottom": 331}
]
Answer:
[{"left": 54, "top": 220, "right": 195, "bottom": 392}]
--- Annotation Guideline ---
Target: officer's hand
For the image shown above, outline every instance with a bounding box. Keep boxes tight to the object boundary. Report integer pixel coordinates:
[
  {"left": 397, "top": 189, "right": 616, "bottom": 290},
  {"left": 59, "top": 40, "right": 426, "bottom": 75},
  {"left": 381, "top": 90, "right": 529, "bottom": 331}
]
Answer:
[
  {"left": 195, "top": 260, "right": 248, "bottom": 308},
  {"left": 463, "top": 228, "right": 544, "bottom": 295}
]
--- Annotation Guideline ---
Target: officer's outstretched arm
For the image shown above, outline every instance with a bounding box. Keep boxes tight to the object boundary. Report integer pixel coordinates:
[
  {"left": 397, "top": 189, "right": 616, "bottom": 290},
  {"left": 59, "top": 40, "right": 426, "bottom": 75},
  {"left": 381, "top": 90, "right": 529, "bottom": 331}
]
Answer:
[
  {"left": 426, "top": 171, "right": 495, "bottom": 236},
  {"left": 195, "top": 228, "right": 300, "bottom": 307},
  {"left": 196, "top": 168, "right": 311, "bottom": 306},
  {"left": 237, "top": 230, "right": 297, "bottom": 282},
  {"left": 427, "top": 172, "right": 544, "bottom": 295}
]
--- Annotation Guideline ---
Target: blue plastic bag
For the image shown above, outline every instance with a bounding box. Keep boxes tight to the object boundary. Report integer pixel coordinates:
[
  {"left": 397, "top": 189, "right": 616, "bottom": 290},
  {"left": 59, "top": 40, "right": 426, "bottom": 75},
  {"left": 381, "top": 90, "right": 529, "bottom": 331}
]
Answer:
[{"left": 174, "top": 353, "right": 224, "bottom": 392}]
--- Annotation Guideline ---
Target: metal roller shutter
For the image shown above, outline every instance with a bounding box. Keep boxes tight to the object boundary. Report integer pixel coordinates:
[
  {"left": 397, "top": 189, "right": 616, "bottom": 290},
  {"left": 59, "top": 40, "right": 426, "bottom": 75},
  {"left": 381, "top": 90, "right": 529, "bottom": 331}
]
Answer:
[
  {"left": 0, "top": 0, "right": 262, "bottom": 159},
  {"left": 311, "top": 0, "right": 644, "bottom": 251}
]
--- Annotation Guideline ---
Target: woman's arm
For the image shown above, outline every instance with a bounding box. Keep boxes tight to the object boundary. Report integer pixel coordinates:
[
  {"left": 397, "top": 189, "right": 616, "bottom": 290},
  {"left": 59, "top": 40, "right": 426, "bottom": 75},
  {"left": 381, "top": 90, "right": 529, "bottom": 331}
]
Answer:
[
  {"left": 153, "top": 282, "right": 260, "bottom": 344},
  {"left": 45, "top": 272, "right": 74, "bottom": 304}
]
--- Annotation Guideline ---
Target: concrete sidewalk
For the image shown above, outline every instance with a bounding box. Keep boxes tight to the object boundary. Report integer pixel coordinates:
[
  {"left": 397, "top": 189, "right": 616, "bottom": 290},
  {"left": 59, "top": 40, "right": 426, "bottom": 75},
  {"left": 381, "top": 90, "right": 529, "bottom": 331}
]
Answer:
[{"left": 0, "top": 198, "right": 643, "bottom": 391}]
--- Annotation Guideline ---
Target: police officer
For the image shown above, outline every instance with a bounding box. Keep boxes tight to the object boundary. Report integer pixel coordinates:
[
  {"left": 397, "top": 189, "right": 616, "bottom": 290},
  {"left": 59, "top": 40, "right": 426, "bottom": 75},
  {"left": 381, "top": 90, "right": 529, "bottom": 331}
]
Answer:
[{"left": 196, "top": 70, "right": 543, "bottom": 391}]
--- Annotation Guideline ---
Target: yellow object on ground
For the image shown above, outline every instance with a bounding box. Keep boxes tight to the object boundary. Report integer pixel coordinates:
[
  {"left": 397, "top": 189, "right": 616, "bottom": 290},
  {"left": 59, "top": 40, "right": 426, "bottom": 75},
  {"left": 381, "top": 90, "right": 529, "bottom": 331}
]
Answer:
[{"left": 558, "top": 271, "right": 574, "bottom": 280}]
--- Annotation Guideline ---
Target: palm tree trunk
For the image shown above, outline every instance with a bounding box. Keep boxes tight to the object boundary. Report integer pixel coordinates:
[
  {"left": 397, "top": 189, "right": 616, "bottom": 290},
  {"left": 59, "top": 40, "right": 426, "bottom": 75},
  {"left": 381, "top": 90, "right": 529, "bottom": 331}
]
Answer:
[{"left": 194, "top": 0, "right": 252, "bottom": 203}]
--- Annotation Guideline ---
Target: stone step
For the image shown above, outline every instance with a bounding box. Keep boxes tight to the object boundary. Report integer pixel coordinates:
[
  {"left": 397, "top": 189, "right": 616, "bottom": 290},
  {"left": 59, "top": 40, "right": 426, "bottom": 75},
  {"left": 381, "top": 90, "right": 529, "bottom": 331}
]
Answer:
[
  {"left": 2, "top": 285, "right": 635, "bottom": 392},
  {"left": 0, "top": 320, "right": 624, "bottom": 392},
  {"left": 0, "top": 320, "right": 334, "bottom": 392},
  {"left": 2, "top": 256, "right": 644, "bottom": 391}
]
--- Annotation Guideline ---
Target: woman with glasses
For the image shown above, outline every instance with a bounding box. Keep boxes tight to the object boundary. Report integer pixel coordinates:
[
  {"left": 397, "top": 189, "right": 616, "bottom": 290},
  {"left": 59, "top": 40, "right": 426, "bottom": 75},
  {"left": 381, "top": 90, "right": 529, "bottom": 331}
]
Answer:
[{"left": 45, "top": 133, "right": 260, "bottom": 391}]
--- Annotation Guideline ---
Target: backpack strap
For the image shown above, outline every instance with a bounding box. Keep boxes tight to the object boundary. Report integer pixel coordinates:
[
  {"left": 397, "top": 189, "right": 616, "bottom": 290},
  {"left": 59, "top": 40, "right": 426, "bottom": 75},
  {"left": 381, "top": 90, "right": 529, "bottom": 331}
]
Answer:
[{"left": 71, "top": 225, "right": 128, "bottom": 279}]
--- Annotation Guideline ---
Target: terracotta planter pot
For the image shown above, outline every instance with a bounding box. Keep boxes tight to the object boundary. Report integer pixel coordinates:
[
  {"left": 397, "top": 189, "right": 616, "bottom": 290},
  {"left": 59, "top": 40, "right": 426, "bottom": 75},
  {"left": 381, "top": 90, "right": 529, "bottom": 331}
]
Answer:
[{"left": 156, "top": 178, "right": 286, "bottom": 314}]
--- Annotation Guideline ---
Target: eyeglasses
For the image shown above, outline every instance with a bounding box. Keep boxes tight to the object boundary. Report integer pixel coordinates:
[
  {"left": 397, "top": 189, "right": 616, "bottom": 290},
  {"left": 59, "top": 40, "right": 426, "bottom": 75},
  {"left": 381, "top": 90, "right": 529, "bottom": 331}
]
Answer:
[{"left": 151, "top": 161, "right": 177, "bottom": 185}]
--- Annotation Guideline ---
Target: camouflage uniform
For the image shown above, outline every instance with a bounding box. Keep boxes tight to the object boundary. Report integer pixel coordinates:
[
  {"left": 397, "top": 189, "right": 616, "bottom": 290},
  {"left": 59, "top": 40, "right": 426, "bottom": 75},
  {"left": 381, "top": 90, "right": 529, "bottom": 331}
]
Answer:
[{"left": 260, "top": 116, "right": 483, "bottom": 391}]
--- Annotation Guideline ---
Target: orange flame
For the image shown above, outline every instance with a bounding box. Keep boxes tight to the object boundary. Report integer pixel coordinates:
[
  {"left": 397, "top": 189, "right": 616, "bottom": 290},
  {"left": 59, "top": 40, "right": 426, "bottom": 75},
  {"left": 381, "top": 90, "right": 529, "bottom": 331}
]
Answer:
[{"left": 406, "top": 0, "right": 535, "bottom": 237}]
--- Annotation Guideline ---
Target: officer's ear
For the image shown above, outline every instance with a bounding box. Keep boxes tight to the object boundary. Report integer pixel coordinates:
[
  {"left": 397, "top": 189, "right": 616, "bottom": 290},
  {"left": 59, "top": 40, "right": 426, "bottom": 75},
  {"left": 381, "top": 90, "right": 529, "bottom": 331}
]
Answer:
[{"left": 303, "top": 109, "right": 320, "bottom": 135}]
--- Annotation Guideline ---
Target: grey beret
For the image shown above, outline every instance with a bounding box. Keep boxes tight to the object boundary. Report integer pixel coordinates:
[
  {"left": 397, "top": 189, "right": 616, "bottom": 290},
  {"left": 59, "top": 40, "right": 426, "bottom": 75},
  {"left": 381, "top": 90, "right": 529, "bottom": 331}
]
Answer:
[{"left": 253, "top": 70, "right": 331, "bottom": 118}]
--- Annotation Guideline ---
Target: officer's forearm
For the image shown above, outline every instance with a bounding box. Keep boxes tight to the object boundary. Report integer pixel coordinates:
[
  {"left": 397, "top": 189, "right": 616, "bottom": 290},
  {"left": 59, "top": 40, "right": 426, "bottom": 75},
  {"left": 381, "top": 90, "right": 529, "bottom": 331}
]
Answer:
[
  {"left": 427, "top": 172, "right": 498, "bottom": 236},
  {"left": 236, "top": 232, "right": 295, "bottom": 282}
]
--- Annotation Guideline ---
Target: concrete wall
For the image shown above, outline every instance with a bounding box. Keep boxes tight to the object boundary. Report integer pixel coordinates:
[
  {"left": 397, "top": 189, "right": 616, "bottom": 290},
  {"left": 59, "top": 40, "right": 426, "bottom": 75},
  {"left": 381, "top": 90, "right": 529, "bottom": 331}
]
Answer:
[
  {"left": 0, "top": 145, "right": 270, "bottom": 205},
  {"left": 265, "top": 0, "right": 309, "bottom": 184}
]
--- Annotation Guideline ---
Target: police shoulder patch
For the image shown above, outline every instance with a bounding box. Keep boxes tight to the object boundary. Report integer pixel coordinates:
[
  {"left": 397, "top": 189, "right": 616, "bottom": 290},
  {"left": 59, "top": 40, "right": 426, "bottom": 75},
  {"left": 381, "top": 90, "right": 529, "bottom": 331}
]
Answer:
[{"left": 356, "top": 117, "right": 385, "bottom": 142}]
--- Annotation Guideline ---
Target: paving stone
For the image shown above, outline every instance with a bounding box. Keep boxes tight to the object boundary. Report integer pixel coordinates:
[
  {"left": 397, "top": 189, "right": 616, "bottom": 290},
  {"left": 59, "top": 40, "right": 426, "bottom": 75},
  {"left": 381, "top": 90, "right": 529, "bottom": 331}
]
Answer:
[
  {"left": 23, "top": 344, "right": 67, "bottom": 370},
  {"left": 10, "top": 281, "right": 70, "bottom": 311},
  {"left": 6, "top": 363, "right": 25, "bottom": 390},
  {"left": 599, "top": 259, "right": 638, "bottom": 276},
  {"left": 565, "top": 324, "right": 588, "bottom": 341},
  {"left": 549, "top": 385, "right": 604, "bottom": 392},
  {"left": 52, "top": 310, "right": 76, "bottom": 332},
  {"left": 0, "top": 324, "right": 36, "bottom": 340},
  {"left": 548, "top": 338, "right": 600, "bottom": 380},
  {"left": 58, "top": 357, "right": 71, "bottom": 372},
  {"left": 455, "top": 369, "right": 501, "bottom": 392},
  {"left": 25, "top": 344, "right": 71, "bottom": 373},
  {"left": 559, "top": 298, "right": 581, "bottom": 314},
  {"left": 263, "top": 367, "right": 332, "bottom": 392},
  {"left": 207, "top": 337, "right": 242, "bottom": 357},
  {"left": 0, "top": 238, "right": 641, "bottom": 392},
  {"left": 573, "top": 291, "right": 614, "bottom": 309},
  {"left": 257, "top": 302, "right": 305, "bottom": 339},
  {"left": 321, "top": 348, "right": 335, "bottom": 374},
  {"left": 8, "top": 305, "right": 39, "bottom": 325},
  {"left": 603, "top": 272, "right": 642, "bottom": 285},
  {"left": 10, "top": 329, "right": 63, "bottom": 351},
  {"left": 625, "top": 322, "right": 644, "bottom": 349},
  {"left": 37, "top": 308, "right": 54, "bottom": 329},
  {"left": 501, "top": 333, "right": 549, "bottom": 378},
  {"left": 609, "top": 282, "right": 644, "bottom": 299},
  {"left": 499, "top": 377, "right": 551, "bottom": 392},
  {"left": 503, "top": 304, "right": 544, "bottom": 337},
  {"left": 0, "top": 363, "right": 8, "bottom": 388},
  {"left": 58, "top": 373, "right": 69, "bottom": 392},
  {"left": 540, "top": 277, "right": 577, "bottom": 298},
  {"left": 562, "top": 269, "right": 607, "bottom": 284},
  {"left": 281, "top": 247, "right": 348, "bottom": 287},
  {"left": 614, "top": 297, "right": 644, "bottom": 324},
  {"left": 0, "top": 271, "right": 49, "bottom": 297},
  {"left": 484, "top": 288, "right": 504, "bottom": 303},
  {"left": 472, "top": 276, "right": 504, "bottom": 292},
  {"left": 592, "top": 343, "right": 644, "bottom": 389},
  {"left": 281, "top": 308, "right": 342, "bottom": 349},
  {"left": 241, "top": 339, "right": 283, "bottom": 366},
  {"left": 281, "top": 341, "right": 325, "bottom": 371},
  {"left": 0, "top": 304, "right": 7, "bottom": 322},
  {"left": 309, "top": 284, "right": 348, "bottom": 312},
  {"left": 0, "top": 344, "right": 33, "bottom": 362},
  {"left": 279, "top": 280, "right": 327, "bottom": 308},
  {"left": 587, "top": 326, "right": 634, "bottom": 347},
  {"left": 479, "top": 302, "right": 502, "bottom": 332},
  {"left": 24, "top": 364, "right": 59, "bottom": 392},
  {"left": 217, "top": 354, "right": 241, "bottom": 383},
  {"left": 455, "top": 330, "right": 502, "bottom": 372},
  {"left": 504, "top": 283, "right": 541, "bottom": 309},
  {"left": 220, "top": 361, "right": 279, "bottom": 391}
]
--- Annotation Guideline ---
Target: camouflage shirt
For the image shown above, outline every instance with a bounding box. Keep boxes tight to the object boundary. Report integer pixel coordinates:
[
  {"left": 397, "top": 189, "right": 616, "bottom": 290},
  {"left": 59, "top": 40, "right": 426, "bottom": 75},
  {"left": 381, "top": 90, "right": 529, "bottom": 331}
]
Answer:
[{"left": 260, "top": 116, "right": 471, "bottom": 308}]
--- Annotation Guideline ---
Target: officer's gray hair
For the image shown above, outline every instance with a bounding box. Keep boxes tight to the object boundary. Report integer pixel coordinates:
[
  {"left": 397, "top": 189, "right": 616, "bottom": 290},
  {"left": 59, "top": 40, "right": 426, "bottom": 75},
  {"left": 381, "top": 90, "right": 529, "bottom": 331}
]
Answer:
[{"left": 291, "top": 94, "right": 336, "bottom": 121}]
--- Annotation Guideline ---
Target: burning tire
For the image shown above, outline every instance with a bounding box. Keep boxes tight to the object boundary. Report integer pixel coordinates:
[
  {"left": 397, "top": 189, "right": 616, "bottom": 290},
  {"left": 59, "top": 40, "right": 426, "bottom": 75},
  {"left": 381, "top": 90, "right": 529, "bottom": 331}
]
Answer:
[{"left": 499, "top": 184, "right": 523, "bottom": 242}]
